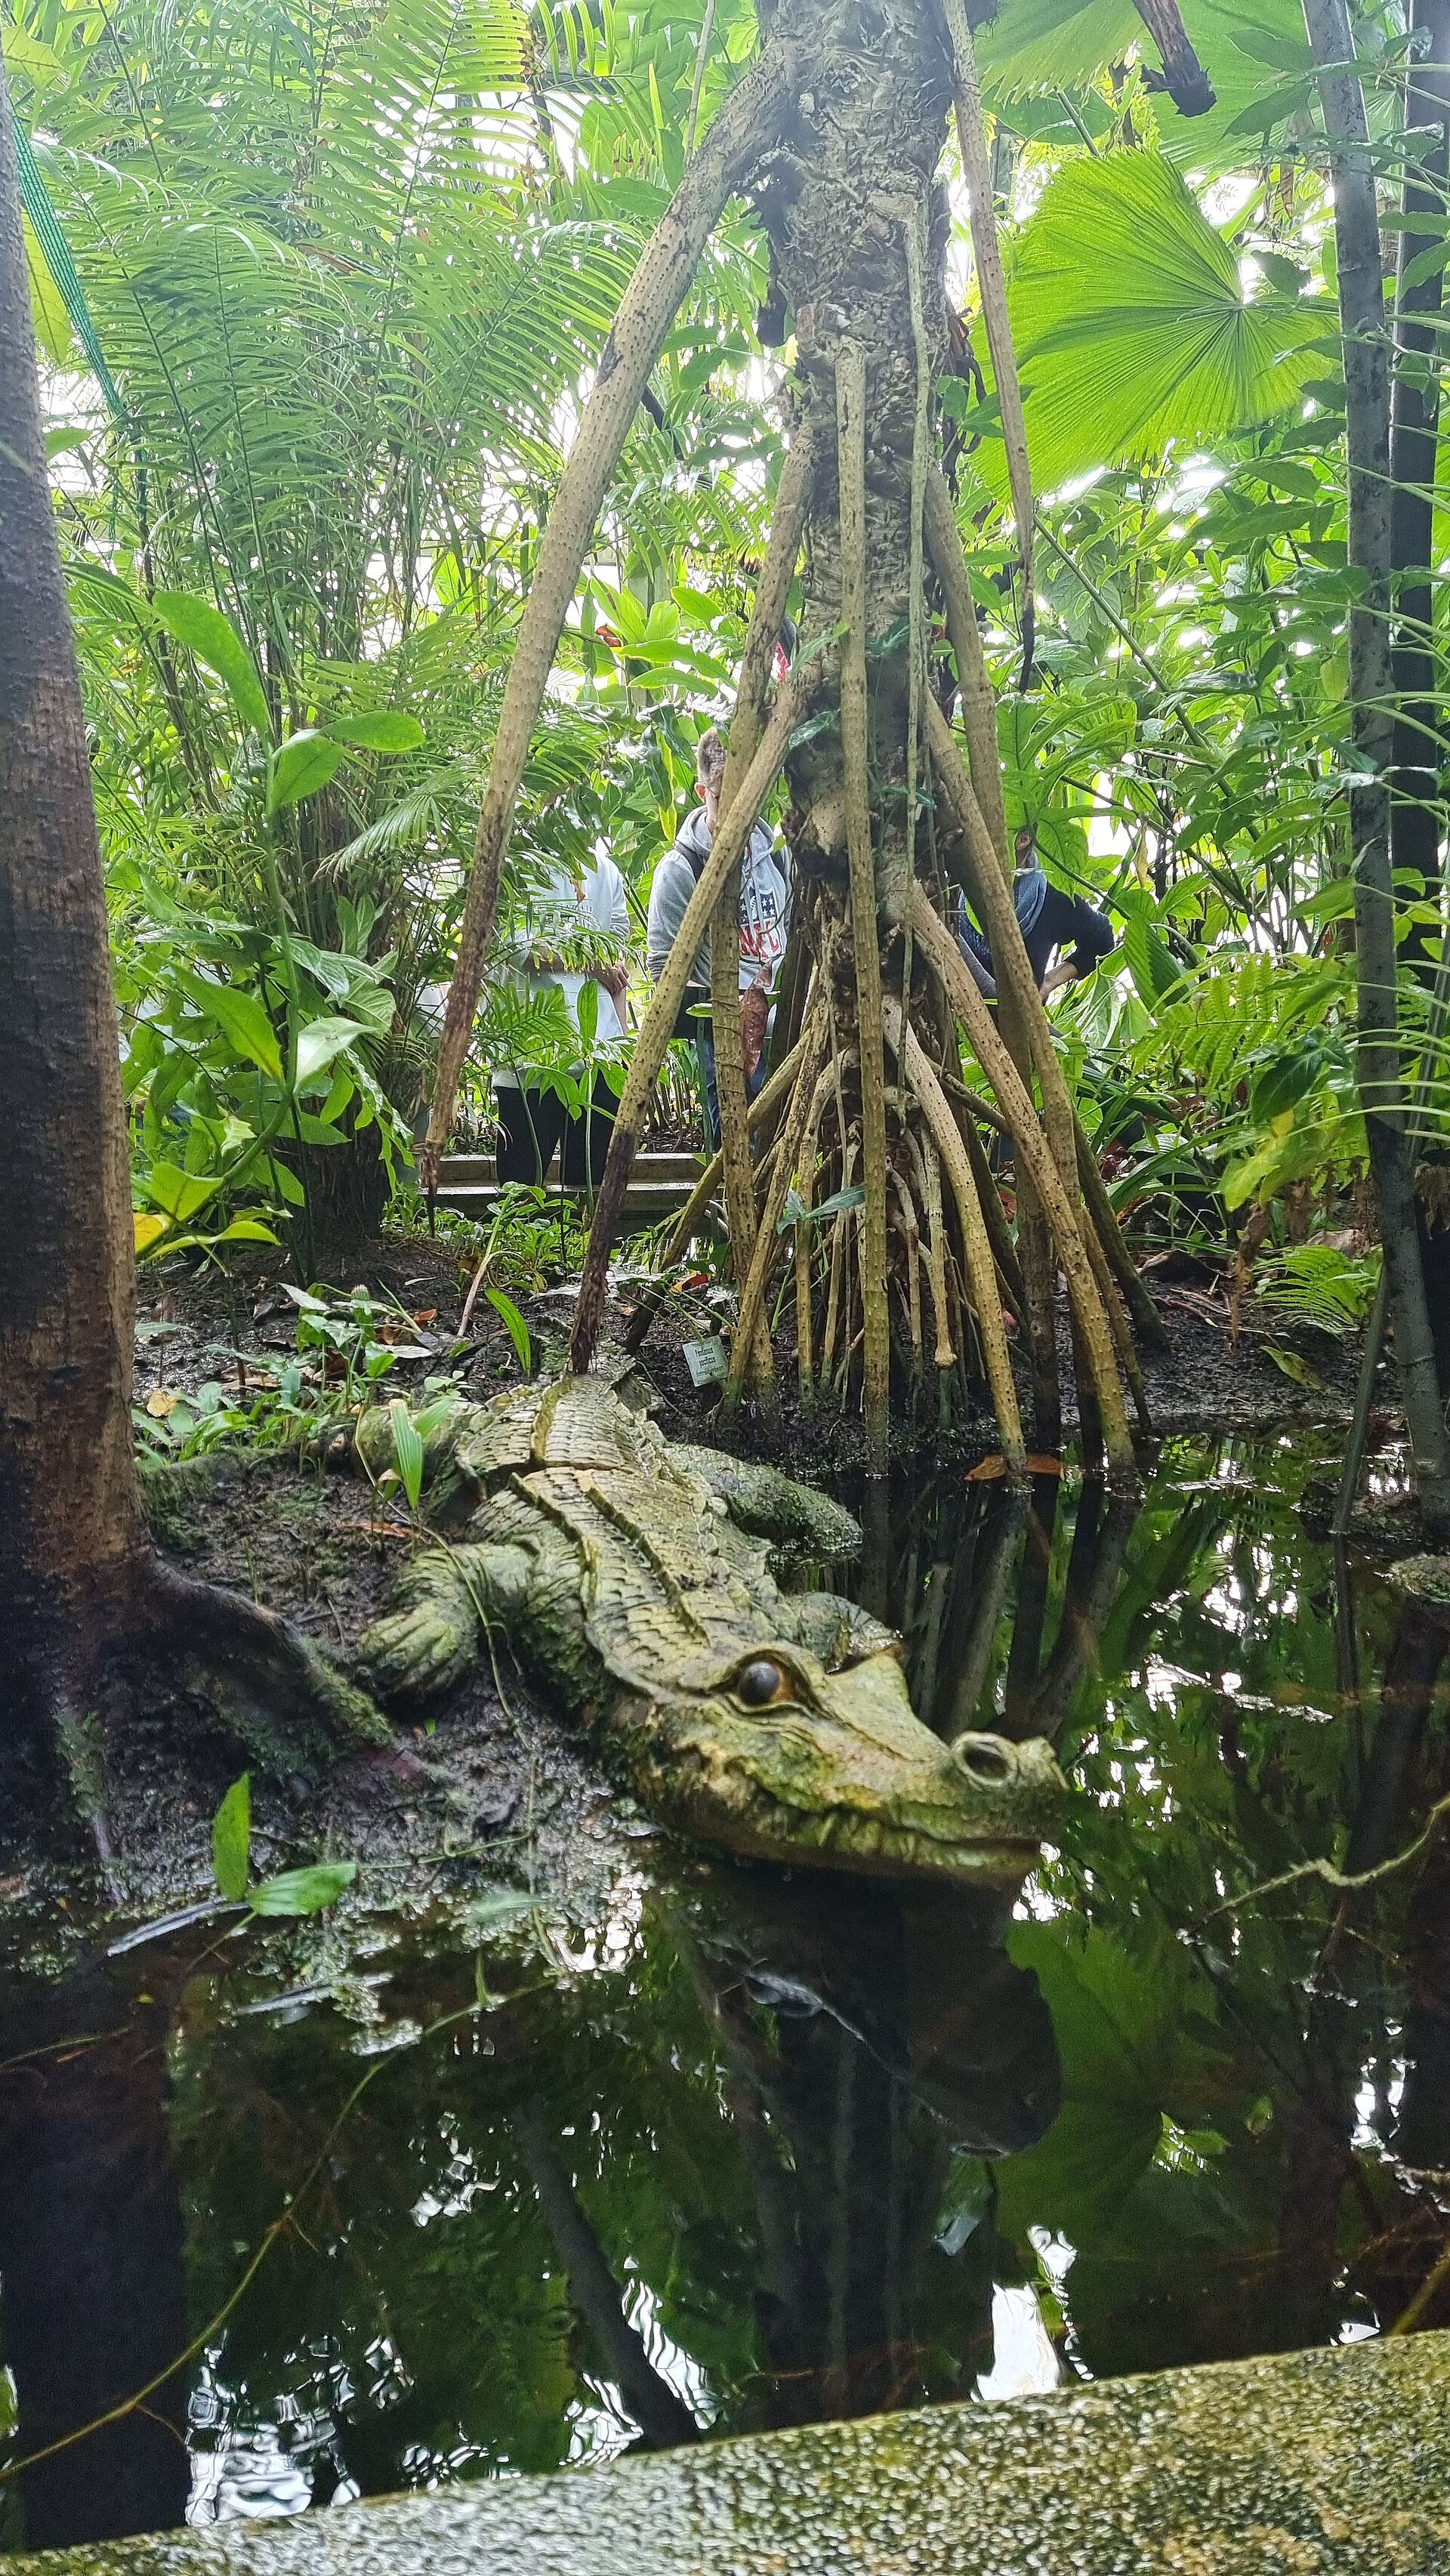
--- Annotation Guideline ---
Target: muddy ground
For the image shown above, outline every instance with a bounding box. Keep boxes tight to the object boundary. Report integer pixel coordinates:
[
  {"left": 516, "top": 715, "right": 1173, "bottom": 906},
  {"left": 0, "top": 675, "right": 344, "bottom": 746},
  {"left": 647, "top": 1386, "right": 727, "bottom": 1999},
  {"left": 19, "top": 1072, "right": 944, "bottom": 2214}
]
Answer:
[{"left": 0, "top": 1217, "right": 1389, "bottom": 1963}]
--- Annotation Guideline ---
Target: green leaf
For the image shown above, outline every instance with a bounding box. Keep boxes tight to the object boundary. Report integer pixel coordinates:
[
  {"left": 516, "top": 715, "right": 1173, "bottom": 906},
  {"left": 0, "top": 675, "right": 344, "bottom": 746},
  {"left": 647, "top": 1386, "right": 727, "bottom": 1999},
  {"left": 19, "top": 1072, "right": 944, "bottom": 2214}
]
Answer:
[
  {"left": 144, "top": 1161, "right": 223, "bottom": 1222},
  {"left": 323, "top": 710, "right": 424, "bottom": 753},
  {"left": 212, "top": 1772, "right": 251, "bottom": 1902},
  {"left": 248, "top": 1862, "right": 357, "bottom": 1917},
  {"left": 177, "top": 971, "right": 283, "bottom": 1079},
  {"left": 1263, "top": 1343, "right": 1325, "bottom": 1389},
  {"left": 268, "top": 730, "right": 347, "bottom": 813},
  {"left": 24, "top": 208, "right": 74, "bottom": 364},
  {"left": 485, "top": 1286, "right": 532, "bottom": 1373},
  {"left": 389, "top": 1399, "right": 425, "bottom": 1510},
  {"left": 150, "top": 593, "right": 270, "bottom": 739},
  {"left": 295, "top": 1016, "right": 366, "bottom": 1084},
  {"left": 215, "top": 1216, "right": 282, "bottom": 1244},
  {"left": 1000, "top": 154, "right": 1319, "bottom": 493}
]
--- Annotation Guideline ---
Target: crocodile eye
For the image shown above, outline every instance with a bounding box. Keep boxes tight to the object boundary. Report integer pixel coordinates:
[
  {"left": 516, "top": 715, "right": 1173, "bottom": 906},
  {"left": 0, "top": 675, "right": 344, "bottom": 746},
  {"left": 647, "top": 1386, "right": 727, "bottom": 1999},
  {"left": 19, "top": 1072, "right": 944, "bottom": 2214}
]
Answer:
[{"left": 734, "top": 1658, "right": 790, "bottom": 1708}]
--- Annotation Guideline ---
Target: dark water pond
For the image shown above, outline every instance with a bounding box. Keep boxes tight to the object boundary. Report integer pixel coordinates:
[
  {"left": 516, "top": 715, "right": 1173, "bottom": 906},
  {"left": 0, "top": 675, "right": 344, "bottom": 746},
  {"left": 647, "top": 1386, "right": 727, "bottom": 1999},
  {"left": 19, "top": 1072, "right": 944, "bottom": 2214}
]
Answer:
[{"left": 3, "top": 1430, "right": 1449, "bottom": 2550}]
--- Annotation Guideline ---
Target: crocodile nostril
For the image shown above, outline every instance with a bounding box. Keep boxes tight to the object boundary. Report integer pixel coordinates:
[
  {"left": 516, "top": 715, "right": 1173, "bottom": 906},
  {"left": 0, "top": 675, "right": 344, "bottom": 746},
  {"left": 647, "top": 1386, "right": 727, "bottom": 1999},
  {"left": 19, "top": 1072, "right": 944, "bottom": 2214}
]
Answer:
[{"left": 951, "top": 1732, "right": 1016, "bottom": 1785}]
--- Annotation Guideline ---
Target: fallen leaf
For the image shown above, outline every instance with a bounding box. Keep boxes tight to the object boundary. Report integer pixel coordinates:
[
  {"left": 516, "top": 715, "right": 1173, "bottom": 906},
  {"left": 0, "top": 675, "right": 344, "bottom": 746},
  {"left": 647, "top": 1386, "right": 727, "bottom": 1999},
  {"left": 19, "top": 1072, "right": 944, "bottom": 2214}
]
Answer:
[
  {"left": 966, "top": 1455, "right": 1007, "bottom": 1482},
  {"left": 1026, "top": 1455, "right": 1064, "bottom": 1476},
  {"left": 411, "top": 1308, "right": 437, "bottom": 1325},
  {"left": 146, "top": 1387, "right": 181, "bottom": 1417},
  {"left": 1264, "top": 1343, "right": 1324, "bottom": 1390}
]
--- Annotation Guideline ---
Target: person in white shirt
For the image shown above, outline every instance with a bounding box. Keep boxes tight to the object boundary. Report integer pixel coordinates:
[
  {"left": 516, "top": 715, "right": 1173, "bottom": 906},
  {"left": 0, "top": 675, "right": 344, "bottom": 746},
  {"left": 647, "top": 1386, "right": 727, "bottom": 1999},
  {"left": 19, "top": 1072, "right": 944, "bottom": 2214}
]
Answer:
[
  {"left": 493, "top": 854, "right": 629, "bottom": 1187},
  {"left": 646, "top": 727, "right": 791, "bottom": 1146}
]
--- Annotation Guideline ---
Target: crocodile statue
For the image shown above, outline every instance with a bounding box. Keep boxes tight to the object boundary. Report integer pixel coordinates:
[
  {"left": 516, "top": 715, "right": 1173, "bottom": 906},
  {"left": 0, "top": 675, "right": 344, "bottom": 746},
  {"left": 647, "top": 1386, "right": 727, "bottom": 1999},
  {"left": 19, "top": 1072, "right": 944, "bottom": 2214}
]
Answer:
[{"left": 353, "top": 1377, "right": 1065, "bottom": 1884}]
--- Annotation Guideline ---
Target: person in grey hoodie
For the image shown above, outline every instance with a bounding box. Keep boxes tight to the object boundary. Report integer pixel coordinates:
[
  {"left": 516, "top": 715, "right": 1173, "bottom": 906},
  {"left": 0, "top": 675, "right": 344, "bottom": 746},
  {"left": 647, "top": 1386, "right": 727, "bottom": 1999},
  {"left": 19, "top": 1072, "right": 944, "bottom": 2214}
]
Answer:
[{"left": 646, "top": 726, "right": 791, "bottom": 1146}]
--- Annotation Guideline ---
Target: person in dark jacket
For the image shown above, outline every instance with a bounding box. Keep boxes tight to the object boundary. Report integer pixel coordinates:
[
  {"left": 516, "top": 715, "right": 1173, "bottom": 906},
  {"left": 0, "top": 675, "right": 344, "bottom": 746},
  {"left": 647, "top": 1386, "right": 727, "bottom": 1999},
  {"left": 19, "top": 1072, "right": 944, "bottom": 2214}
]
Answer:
[{"left": 957, "top": 826, "right": 1114, "bottom": 999}]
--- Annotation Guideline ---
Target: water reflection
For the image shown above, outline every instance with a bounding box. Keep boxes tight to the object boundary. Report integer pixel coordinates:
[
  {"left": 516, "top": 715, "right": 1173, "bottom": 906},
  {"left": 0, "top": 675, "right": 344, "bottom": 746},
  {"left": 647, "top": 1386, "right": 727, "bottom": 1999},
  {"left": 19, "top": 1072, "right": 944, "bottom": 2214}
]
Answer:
[{"left": 2, "top": 1431, "right": 1449, "bottom": 2543}]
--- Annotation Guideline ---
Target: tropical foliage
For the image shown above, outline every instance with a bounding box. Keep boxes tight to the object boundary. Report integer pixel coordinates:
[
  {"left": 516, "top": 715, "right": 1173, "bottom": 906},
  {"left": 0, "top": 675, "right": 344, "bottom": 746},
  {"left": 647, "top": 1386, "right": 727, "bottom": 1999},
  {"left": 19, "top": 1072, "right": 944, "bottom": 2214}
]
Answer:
[{"left": 7, "top": 0, "right": 1448, "bottom": 1323}]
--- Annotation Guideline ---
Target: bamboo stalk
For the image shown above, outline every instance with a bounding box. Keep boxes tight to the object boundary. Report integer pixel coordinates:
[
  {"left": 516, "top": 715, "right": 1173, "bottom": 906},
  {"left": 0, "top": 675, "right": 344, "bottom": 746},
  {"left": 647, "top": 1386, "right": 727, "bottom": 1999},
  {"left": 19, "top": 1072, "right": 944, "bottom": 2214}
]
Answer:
[
  {"left": 909, "top": 885, "right": 1136, "bottom": 1479},
  {"left": 569, "top": 679, "right": 803, "bottom": 1372},
  {"left": 939, "top": 0, "right": 1035, "bottom": 683},
  {"left": 884, "top": 998, "right": 1026, "bottom": 1473},
  {"left": 420, "top": 45, "right": 788, "bottom": 1186},
  {"left": 836, "top": 341, "right": 891, "bottom": 1471}
]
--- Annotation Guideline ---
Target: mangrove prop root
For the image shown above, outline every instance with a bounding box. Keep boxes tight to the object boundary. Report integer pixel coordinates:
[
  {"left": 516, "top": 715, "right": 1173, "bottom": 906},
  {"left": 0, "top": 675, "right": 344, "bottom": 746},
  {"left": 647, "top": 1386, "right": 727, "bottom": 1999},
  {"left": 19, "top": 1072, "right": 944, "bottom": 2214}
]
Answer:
[
  {"left": 837, "top": 341, "right": 892, "bottom": 1472},
  {"left": 885, "top": 996, "right": 1026, "bottom": 1472},
  {"left": 922, "top": 478, "right": 1009, "bottom": 870},
  {"left": 146, "top": 1562, "right": 390, "bottom": 1753},
  {"left": 909, "top": 884, "right": 1137, "bottom": 1481},
  {"left": 420, "top": 44, "right": 788, "bottom": 1187},
  {"left": 713, "top": 421, "right": 819, "bottom": 1389},
  {"left": 570, "top": 680, "right": 804, "bottom": 1374},
  {"left": 622, "top": 1036, "right": 806, "bottom": 1357},
  {"left": 1073, "top": 1109, "right": 1168, "bottom": 1350},
  {"left": 726, "top": 1007, "right": 831, "bottom": 1395},
  {"left": 939, "top": 0, "right": 1035, "bottom": 684}
]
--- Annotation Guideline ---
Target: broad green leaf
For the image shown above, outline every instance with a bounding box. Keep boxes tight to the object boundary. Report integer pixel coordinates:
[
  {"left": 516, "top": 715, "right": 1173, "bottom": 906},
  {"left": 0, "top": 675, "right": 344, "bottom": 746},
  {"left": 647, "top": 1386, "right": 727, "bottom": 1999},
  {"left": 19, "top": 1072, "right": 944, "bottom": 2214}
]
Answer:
[
  {"left": 389, "top": 1399, "right": 425, "bottom": 1510},
  {"left": 150, "top": 593, "right": 270, "bottom": 739},
  {"left": 324, "top": 710, "right": 424, "bottom": 753},
  {"left": 248, "top": 1861, "right": 357, "bottom": 1916},
  {"left": 178, "top": 970, "right": 283, "bottom": 1078},
  {"left": 144, "top": 1162, "right": 223, "bottom": 1222},
  {"left": 976, "top": 0, "right": 1138, "bottom": 97},
  {"left": 485, "top": 1287, "right": 532, "bottom": 1373},
  {"left": 295, "top": 1015, "right": 366, "bottom": 1084},
  {"left": 23, "top": 210, "right": 73, "bottom": 364},
  {"left": 999, "top": 154, "right": 1320, "bottom": 493},
  {"left": 134, "top": 1211, "right": 168, "bottom": 1253},
  {"left": 215, "top": 1216, "right": 282, "bottom": 1243},
  {"left": 268, "top": 730, "right": 347, "bottom": 812},
  {"left": 212, "top": 1772, "right": 251, "bottom": 1901}
]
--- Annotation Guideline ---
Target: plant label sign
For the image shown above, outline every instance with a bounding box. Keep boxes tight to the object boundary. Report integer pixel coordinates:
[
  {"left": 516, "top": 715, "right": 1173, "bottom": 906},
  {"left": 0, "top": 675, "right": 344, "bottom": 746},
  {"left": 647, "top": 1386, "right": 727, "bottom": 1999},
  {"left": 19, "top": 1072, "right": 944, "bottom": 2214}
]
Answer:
[{"left": 683, "top": 1337, "right": 729, "bottom": 1387}]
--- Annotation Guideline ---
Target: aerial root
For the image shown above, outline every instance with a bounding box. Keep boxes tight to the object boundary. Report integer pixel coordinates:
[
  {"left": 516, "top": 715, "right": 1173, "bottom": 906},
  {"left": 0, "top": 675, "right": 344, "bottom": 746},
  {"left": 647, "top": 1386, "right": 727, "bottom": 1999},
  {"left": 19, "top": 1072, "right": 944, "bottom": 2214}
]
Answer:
[{"left": 140, "top": 1559, "right": 391, "bottom": 1764}]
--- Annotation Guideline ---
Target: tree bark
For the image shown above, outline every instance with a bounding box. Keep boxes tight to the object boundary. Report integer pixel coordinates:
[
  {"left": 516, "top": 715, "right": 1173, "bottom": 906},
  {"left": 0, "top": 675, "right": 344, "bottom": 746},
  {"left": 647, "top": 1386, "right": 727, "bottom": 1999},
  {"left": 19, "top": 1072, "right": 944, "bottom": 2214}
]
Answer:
[
  {"left": 1303, "top": 0, "right": 1450, "bottom": 1535},
  {"left": 0, "top": 63, "right": 152, "bottom": 1717},
  {"left": 0, "top": 63, "right": 387, "bottom": 1762},
  {"left": 1390, "top": 0, "right": 1450, "bottom": 970}
]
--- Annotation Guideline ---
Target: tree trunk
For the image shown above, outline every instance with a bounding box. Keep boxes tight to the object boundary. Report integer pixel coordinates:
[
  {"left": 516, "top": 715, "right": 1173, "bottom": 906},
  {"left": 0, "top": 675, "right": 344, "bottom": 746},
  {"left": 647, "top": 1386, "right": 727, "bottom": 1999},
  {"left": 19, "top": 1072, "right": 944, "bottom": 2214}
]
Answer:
[
  {"left": 1390, "top": 0, "right": 1450, "bottom": 973},
  {"left": 0, "top": 64, "right": 152, "bottom": 1720},
  {"left": 1303, "top": 0, "right": 1450, "bottom": 1536},
  {"left": 0, "top": 65, "right": 386, "bottom": 1769},
  {"left": 460, "top": 0, "right": 1153, "bottom": 1465}
]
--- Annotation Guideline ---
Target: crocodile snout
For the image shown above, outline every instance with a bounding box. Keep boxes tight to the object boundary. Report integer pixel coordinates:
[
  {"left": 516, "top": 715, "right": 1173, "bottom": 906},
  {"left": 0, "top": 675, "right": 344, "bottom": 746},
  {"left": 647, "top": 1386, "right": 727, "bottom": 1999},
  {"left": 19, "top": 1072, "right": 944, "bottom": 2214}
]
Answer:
[{"left": 946, "top": 1729, "right": 1066, "bottom": 1834}]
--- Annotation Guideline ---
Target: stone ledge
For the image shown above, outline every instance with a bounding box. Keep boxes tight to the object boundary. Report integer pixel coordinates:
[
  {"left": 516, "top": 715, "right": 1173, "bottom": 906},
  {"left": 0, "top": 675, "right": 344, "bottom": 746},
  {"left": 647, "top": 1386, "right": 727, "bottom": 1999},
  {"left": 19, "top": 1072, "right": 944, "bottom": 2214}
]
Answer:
[{"left": 14, "top": 2331, "right": 1450, "bottom": 2574}]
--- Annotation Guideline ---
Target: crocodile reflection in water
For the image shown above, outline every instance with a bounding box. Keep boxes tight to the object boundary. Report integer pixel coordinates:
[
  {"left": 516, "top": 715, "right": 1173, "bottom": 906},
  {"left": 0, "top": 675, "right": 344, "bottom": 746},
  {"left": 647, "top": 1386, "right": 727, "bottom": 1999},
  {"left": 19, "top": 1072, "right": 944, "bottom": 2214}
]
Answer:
[
  {"left": 352, "top": 1377, "right": 1066, "bottom": 1885},
  {"left": 656, "top": 1870, "right": 1061, "bottom": 2427}
]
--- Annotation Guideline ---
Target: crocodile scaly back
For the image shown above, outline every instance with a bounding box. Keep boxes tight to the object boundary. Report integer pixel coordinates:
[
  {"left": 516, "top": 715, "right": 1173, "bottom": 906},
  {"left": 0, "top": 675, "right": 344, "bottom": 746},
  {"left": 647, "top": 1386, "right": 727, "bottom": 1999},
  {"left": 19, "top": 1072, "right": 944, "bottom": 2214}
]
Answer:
[
  {"left": 452, "top": 1375, "right": 659, "bottom": 1492},
  {"left": 517, "top": 1460, "right": 788, "bottom": 1698}
]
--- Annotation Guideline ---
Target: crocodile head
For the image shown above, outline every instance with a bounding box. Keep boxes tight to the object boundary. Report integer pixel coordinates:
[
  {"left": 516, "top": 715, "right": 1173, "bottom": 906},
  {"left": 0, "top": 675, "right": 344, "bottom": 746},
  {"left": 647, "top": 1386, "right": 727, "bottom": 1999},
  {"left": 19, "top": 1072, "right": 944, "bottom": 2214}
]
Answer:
[{"left": 616, "top": 1635, "right": 1066, "bottom": 1886}]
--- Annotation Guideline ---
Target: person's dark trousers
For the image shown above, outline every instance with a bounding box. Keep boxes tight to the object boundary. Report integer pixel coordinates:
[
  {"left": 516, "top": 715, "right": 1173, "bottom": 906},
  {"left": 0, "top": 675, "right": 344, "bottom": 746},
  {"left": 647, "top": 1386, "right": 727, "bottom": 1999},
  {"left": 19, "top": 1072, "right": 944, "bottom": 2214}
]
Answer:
[
  {"left": 493, "top": 1074, "right": 615, "bottom": 1188},
  {"left": 695, "top": 1027, "right": 765, "bottom": 1150}
]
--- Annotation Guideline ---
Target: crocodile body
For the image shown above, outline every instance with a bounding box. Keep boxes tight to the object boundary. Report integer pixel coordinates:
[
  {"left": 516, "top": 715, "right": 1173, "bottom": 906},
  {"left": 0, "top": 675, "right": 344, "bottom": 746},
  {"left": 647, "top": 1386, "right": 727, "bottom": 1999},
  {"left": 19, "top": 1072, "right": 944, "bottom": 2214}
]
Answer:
[{"left": 356, "top": 1378, "right": 1064, "bottom": 1884}]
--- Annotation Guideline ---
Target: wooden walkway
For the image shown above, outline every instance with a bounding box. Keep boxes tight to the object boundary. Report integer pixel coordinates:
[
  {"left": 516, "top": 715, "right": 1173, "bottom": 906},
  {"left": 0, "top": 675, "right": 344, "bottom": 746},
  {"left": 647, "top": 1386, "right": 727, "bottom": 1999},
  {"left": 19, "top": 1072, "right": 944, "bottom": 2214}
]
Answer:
[{"left": 433, "top": 1150, "right": 710, "bottom": 1236}]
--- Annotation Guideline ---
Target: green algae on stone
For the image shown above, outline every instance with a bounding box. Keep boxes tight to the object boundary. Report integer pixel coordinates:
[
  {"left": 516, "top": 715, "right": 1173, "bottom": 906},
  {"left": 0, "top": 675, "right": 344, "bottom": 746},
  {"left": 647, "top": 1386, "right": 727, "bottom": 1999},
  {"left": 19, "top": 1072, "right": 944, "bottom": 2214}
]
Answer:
[{"left": 14, "top": 2331, "right": 1450, "bottom": 2575}]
